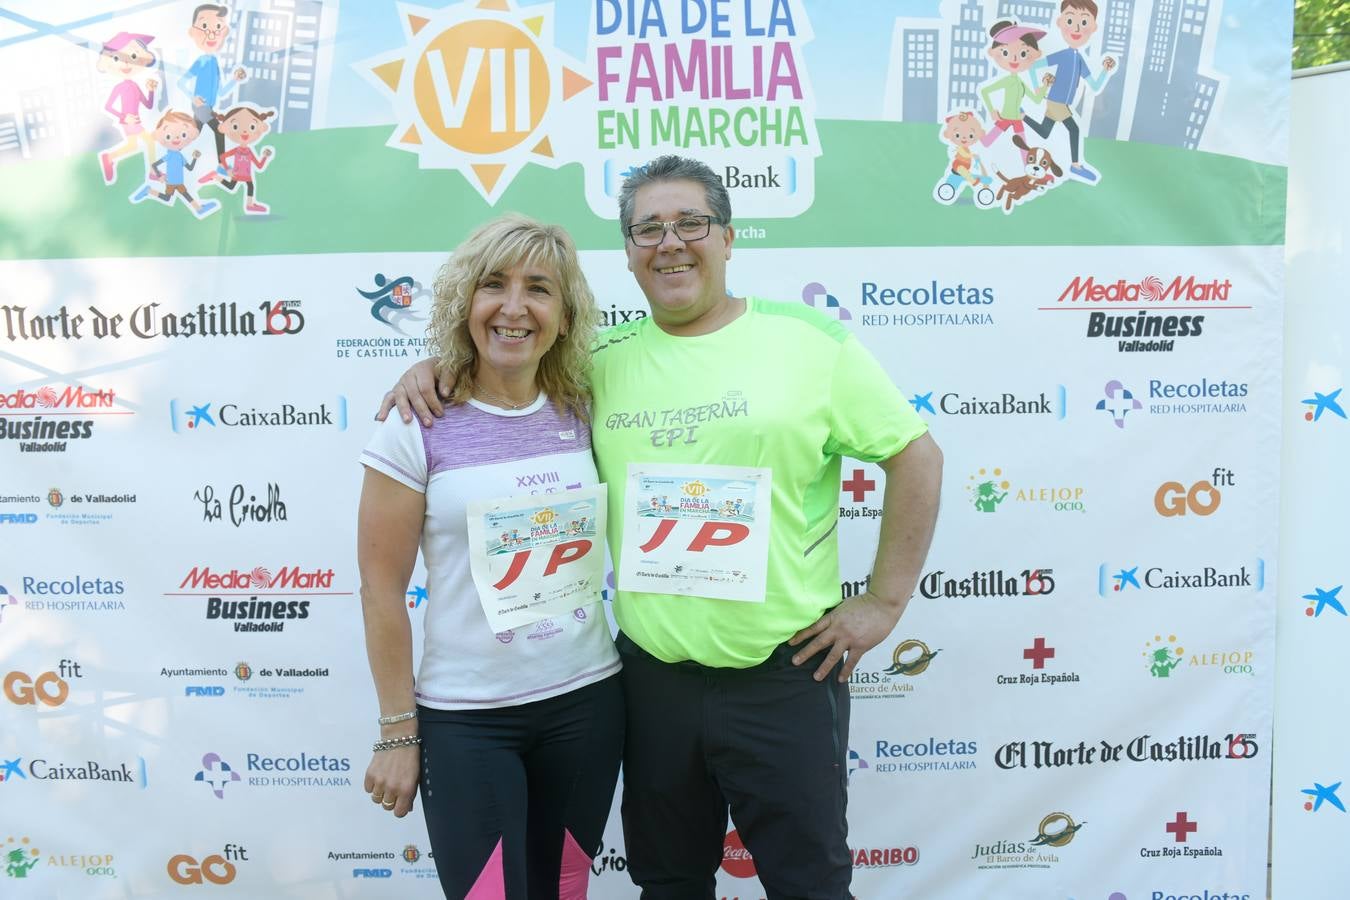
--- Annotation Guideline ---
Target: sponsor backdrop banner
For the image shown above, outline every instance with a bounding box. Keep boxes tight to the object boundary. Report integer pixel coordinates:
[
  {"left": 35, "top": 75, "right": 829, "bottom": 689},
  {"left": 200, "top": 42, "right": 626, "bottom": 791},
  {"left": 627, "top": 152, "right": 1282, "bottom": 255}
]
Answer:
[{"left": 0, "top": 1, "right": 1288, "bottom": 898}]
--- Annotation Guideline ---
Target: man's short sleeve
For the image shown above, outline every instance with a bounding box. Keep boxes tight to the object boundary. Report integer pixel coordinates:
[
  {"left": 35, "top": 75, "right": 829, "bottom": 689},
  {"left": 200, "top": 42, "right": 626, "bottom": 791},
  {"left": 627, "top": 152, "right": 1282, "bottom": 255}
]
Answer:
[
  {"left": 824, "top": 334, "right": 929, "bottom": 462},
  {"left": 359, "top": 416, "right": 428, "bottom": 493}
]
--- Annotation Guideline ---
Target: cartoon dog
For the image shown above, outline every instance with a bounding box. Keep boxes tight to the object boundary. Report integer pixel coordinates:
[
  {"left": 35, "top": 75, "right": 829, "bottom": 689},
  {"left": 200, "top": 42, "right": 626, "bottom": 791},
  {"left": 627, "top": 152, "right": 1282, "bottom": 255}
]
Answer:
[{"left": 994, "top": 136, "right": 1063, "bottom": 213}]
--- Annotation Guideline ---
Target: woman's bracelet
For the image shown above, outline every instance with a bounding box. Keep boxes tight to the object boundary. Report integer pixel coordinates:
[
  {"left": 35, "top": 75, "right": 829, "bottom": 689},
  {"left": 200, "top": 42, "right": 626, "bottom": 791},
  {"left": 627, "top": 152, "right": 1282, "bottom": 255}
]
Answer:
[
  {"left": 377, "top": 710, "right": 417, "bottom": 725},
  {"left": 372, "top": 734, "right": 422, "bottom": 752}
]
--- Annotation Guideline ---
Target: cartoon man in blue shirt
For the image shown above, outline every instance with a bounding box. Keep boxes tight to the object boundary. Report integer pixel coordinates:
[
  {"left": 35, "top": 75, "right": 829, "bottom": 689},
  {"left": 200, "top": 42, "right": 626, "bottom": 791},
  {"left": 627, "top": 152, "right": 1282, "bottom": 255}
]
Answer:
[
  {"left": 177, "top": 4, "right": 246, "bottom": 181},
  {"left": 1023, "top": 0, "right": 1117, "bottom": 183}
]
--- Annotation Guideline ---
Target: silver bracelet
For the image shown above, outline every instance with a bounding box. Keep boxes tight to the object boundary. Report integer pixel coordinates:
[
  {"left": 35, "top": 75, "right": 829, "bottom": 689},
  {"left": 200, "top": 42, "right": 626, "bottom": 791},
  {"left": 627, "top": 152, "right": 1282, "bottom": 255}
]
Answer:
[
  {"left": 372, "top": 734, "right": 422, "bottom": 752},
  {"left": 377, "top": 710, "right": 417, "bottom": 725}
]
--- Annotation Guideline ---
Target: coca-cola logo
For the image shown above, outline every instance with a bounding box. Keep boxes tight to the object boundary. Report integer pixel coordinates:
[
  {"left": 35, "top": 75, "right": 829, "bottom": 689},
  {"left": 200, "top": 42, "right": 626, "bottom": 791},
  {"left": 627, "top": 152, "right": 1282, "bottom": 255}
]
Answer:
[{"left": 720, "top": 829, "right": 756, "bottom": 878}]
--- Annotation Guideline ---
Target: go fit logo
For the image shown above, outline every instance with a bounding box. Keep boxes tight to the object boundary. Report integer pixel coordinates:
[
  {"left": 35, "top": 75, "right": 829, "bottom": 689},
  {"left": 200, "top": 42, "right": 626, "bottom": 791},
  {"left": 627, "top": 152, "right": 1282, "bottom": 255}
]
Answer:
[
  {"left": 4, "top": 659, "right": 82, "bottom": 707},
  {"left": 166, "top": 845, "right": 247, "bottom": 885}
]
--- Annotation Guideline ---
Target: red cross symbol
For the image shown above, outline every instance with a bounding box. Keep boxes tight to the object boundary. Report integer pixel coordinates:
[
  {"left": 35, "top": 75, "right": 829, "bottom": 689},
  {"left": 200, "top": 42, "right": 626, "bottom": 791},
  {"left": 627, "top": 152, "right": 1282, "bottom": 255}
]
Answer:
[
  {"left": 1023, "top": 637, "right": 1055, "bottom": 669},
  {"left": 842, "top": 468, "right": 876, "bottom": 503},
  {"left": 1166, "top": 812, "right": 1198, "bottom": 842}
]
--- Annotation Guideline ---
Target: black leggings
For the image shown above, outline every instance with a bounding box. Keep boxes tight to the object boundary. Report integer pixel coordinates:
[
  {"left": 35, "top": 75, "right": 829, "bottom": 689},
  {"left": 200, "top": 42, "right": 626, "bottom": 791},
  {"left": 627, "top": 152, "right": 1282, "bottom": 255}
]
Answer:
[{"left": 418, "top": 674, "right": 624, "bottom": 899}]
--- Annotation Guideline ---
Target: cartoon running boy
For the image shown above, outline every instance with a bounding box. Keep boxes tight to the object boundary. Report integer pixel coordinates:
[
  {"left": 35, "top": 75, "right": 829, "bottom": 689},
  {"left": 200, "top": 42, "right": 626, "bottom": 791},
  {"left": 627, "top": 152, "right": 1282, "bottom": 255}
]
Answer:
[
  {"left": 130, "top": 111, "right": 220, "bottom": 218},
  {"left": 213, "top": 105, "right": 275, "bottom": 214},
  {"left": 178, "top": 3, "right": 246, "bottom": 177},
  {"left": 1023, "top": 0, "right": 1117, "bottom": 182},
  {"left": 96, "top": 31, "right": 160, "bottom": 185},
  {"left": 980, "top": 22, "right": 1054, "bottom": 159},
  {"left": 933, "top": 111, "right": 995, "bottom": 208}
]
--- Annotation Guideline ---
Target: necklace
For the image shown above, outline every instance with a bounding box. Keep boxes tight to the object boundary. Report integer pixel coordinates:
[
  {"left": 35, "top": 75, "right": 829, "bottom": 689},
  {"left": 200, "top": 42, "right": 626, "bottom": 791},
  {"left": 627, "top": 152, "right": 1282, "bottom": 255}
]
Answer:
[{"left": 472, "top": 386, "right": 539, "bottom": 410}]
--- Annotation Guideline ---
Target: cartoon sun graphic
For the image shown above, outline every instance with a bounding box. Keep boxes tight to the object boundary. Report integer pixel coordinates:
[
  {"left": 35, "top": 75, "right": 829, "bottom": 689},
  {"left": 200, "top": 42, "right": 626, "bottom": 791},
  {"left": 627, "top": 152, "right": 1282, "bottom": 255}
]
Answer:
[{"left": 360, "top": 0, "right": 593, "bottom": 202}]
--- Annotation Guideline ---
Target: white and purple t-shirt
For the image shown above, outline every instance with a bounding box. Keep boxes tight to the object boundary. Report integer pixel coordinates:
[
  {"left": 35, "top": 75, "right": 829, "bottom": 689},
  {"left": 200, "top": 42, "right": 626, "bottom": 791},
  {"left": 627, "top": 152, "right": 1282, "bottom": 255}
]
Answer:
[{"left": 360, "top": 395, "right": 620, "bottom": 710}]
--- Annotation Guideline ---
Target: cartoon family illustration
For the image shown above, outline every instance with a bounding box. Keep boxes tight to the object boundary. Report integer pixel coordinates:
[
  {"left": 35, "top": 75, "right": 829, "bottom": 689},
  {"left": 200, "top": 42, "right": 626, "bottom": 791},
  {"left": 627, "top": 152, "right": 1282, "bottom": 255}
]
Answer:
[
  {"left": 933, "top": 0, "right": 1116, "bottom": 214},
  {"left": 96, "top": 5, "right": 276, "bottom": 219}
]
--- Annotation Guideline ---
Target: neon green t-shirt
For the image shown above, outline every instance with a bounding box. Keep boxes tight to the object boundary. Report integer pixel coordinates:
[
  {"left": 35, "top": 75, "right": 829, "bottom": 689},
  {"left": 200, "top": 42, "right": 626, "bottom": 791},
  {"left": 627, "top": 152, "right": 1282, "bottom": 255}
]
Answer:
[{"left": 590, "top": 297, "right": 928, "bottom": 667}]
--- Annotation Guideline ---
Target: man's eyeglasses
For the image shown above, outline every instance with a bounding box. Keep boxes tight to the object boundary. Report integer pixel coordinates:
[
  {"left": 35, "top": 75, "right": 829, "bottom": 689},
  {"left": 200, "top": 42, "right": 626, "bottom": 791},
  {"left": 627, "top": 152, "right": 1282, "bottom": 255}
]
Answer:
[
  {"left": 626, "top": 215, "right": 723, "bottom": 247},
  {"left": 193, "top": 22, "right": 226, "bottom": 37}
]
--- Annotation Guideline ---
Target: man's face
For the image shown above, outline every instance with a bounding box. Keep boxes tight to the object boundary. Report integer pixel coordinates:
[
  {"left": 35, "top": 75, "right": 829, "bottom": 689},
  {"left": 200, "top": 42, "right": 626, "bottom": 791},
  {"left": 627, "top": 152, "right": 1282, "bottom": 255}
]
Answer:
[
  {"left": 624, "top": 179, "right": 733, "bottom": 332},
  {"left": 1057, "top": 7, "right": 1097, "bottom": 47},
  {"left": 189, "top": 12, "right": 229, "bottom": 53}
]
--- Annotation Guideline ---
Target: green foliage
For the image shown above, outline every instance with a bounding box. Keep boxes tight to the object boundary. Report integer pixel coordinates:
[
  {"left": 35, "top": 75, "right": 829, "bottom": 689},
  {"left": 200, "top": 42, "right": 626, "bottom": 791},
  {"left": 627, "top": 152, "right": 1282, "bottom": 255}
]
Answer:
[{"left": 1295, "top": 0, "right": 1350, "bottom": 69}]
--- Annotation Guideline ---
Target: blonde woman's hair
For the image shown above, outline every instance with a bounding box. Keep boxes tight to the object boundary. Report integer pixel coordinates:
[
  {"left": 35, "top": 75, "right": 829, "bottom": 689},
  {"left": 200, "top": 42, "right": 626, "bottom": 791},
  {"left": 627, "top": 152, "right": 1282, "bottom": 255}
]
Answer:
[{"left": 427, "top": 214, "right": 598, "bottom": 421}]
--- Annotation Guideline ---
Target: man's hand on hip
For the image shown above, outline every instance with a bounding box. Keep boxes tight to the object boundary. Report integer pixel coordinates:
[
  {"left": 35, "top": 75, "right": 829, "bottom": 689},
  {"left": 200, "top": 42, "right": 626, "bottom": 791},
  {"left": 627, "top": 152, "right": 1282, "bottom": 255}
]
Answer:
[{"left": 788, "top": 590, "right": 906, "bottom": 683}]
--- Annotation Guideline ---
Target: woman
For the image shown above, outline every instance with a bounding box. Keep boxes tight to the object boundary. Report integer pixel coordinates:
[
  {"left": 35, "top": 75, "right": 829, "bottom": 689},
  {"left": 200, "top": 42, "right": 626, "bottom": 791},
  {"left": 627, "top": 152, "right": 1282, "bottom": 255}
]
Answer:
[
  {"left": 358, "top": 214, "right": 622, "bottom": 900},
  {"left": 97, "top": 31, "right": 159, "bottom": 185}
]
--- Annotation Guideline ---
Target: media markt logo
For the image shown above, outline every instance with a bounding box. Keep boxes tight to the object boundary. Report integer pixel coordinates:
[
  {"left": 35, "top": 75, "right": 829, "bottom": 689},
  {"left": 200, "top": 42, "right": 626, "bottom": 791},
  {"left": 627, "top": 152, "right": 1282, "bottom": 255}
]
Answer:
[
  {"left": 1096, "top": 380, "right": 1141, "bottom": 428},
  {"left": 915, "top": 386, "right": 1066, "bottom": 419},
  {"left": 4, "top": 835, "right": 40, "bottom": 879},
  {"left": 167, "top": 564, "right": 352, "bottom": 633},
  {"left": 169, "top": 397, "right": 348, "bottom": 433},
  {"left": 801, "top": 282, "right": 851, "bottom": 320},
  {"left": 1139, "top": 811, "right": 1222, "bottom": 861},
  {"left": 0, "top": 385, "right": 128, "bottom": 454},
  {"left": 1049, "top": 272, "right": 1239, "bottom": 353},
  {"left": 358, "top": 0, "right": 592, "bottom": 204},
  {"left": 966, "top": 466, "right": 1085, "bottom": 514},
  {"left": 586, "top": 3, "right": 822, "bottom": 220},
  {"left": 1302, "top": 387, "right": 1345, "bottom": 423},
  {"left": 970, "top": 811, "right": 1082, "bottom": 870},
  {"left": 1098, "top": 559, "right": 1265, "bottom": 597}
]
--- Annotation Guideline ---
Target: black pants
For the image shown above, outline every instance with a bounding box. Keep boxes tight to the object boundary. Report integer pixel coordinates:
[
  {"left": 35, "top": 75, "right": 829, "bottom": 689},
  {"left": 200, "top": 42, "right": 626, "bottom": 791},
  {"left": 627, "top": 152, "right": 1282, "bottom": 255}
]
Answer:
[
  {"left": 618, "top": 632, "right": 852, "bottom": 900},
  {"left": 418, "top": 674, "right": 624, "bottom": 899}
]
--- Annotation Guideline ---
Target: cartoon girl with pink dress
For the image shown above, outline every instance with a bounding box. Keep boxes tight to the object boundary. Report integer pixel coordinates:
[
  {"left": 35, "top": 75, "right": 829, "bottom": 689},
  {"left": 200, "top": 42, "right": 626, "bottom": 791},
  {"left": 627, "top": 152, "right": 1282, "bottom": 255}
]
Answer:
[
  {"left": 204, "top": 105, "right": 275, "bottom": 215},
  {"left": 97, "top": 31, "right": 159, "bottom": 186}
]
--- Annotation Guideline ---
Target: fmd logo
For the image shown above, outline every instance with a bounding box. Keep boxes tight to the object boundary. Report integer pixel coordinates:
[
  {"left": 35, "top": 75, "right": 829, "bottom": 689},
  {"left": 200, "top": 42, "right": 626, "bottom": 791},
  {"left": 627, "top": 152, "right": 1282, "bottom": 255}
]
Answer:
[{"left": 359, "top": 0, "right": 592, "bottom": 203}]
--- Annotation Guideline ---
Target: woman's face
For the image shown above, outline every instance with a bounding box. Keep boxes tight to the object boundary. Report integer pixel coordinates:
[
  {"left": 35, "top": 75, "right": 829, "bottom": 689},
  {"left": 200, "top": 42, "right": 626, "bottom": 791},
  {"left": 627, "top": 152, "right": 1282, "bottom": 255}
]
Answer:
[
  {"left": 467, "top": 260, "right": 568, "bottom": 384},
  {"left": 99, "top": 40, "right": 155, "bottom": 76},
  {"left": 988, "top": 40, "right": 1040, "bottom": 73}
]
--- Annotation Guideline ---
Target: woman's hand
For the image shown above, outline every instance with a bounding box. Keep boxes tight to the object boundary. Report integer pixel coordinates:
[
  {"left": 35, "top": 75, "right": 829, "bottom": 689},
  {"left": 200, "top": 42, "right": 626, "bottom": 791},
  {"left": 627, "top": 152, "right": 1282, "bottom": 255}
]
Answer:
[{"left": 364, "top": 744, "right": 420, "bottom": 818}]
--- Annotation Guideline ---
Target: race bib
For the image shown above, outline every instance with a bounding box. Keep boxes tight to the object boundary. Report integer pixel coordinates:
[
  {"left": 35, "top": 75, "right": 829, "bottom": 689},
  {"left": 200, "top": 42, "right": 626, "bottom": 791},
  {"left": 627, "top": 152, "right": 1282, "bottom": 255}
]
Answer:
[
  {"left": 466, "top": 484, "right": 607, "bottom": 632},
  {"left": 618, "top": 464, "right": 772, "bottom": 602}
]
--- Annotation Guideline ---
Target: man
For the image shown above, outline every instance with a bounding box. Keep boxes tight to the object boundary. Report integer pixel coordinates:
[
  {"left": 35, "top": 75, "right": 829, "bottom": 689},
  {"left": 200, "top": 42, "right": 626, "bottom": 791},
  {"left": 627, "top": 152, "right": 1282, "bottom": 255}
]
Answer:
[
  {"left": 177, "top": 4, "right": 246, "bottom": 180},
  {"left": 1023, "top": 0, "right": 1117, "bottom": 183},
  {"left": 382, "top": 155, "right": 942, "bottom": 899}
]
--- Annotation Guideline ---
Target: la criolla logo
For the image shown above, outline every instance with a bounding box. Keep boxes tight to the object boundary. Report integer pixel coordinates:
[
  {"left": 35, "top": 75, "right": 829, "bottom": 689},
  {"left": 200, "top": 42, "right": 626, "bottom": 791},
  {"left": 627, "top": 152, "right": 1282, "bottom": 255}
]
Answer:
[{"left": 358, "top": 0, "right": 593, "bottom": 203}]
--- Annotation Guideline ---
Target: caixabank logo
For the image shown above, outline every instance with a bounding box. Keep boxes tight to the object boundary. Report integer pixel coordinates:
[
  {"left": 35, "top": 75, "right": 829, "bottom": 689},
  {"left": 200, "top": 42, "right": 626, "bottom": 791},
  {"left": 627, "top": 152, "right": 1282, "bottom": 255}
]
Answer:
[
  {"left": 971, "top": 812, "right": 1084, "bottom": 871},
  {"left": 3, "top": 755, "right": 149, "bottom": 789},
  {"left": 167, "top": 565, "right": 352, "bottom": 633},
  {"left": 1, "top": 301, "right": 302, "bottom": 342},
  {"left": 847, "top": 638, "right": 940, "bottom": 701},
  {"left": 994, "top": 732, "right": 1259, "bottom": 771},
  {"left": 169, "top": 397, "right": 348, "bottom": 433},
  {"left": 1098, "top": 559, "right": 1265, "bottom": 597},
  {"left": 1045, "top": 272, "right": 1243, "bottom": 353},
  {"left": 0, "top": 385, "right": 129, "bottom": 454},
  {"left": 911, "top": 385, "right": 1066, "bottom": 420}
]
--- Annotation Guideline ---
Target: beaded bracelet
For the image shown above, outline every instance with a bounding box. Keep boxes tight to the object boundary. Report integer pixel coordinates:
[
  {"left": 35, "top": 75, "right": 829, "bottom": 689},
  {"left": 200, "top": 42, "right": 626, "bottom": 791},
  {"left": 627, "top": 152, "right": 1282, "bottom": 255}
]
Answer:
[
  {"left": 372, "top": 734, "right": 422, "bottom": 752},
  {"left": 377, "top": 710, "right": 417, "bottom": 725}
]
